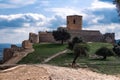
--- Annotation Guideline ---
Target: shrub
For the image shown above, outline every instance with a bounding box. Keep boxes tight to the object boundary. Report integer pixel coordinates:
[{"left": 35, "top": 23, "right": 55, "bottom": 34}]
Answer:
[
  {"left": 95, "top": 47, "right": 114, "bottom": 60},
  {"left": 72, "top": 37, "right": 83, "bottom": 44},
  {"left": 113, "top": 45, "right": 120, "bottom": 56},
  {"left": 67, "top": 37, "right": 83, "bottom": 50}
]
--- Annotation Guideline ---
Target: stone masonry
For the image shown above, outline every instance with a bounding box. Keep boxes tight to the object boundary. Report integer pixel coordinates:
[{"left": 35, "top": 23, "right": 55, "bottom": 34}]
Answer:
[
  {"left": 22, "top": 40, "right": 33, "bottom": 49},
  {"left": 3, "top": 45, "right": 24, "bottom": 63},
  {"left": 29, "top": 32, "right": 39, "bottom": 43}
]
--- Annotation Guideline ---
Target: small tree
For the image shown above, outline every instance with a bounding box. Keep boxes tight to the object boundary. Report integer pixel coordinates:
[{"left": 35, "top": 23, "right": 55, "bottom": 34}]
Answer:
[
  {"left": 72, "top": 43, "right": 89, "bottom": 67},
  {"left": 68, "top": 37, "right": 83, "bottom": 50},
  {"left": 95, "top": 47, "right": 114, "bottom": 60},
  {"left": 52, "top": 27, "right": 70, "bottom": 44}
]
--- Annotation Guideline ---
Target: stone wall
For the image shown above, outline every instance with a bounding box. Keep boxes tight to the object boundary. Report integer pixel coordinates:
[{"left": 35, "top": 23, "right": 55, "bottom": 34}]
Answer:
[
  {"left": 22, "top": 40, "right": 33, "bottom": 49},
  {"left": 68, "top": 30, "right": 103, "bottom": 42},
  {"left": 29, "top": 32, "right": 39, "bottom": 43},
  {"left": 39, "top": 32, "right": 55, "bottom": 43},
  {"left": 3, "top": 45, "right": 24, "bottom": 63},
  {"left": 3, "top": 40, "right": 33, "bottom": 63},
  {"left": 103, "top": 33, "right": 115, "bottom": 44}
]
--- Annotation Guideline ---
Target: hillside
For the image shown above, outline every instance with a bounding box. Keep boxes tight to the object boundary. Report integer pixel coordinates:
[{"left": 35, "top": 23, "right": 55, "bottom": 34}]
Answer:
[{"left": 0, "top": 64, "right": 119, "bottom": 80}]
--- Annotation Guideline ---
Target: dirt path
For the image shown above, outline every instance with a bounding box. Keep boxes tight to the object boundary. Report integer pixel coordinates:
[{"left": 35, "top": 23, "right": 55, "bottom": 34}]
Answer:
[
  {"left": 42, "top": 49, "right": 68, "bottom": 63},
  {"left": 0, "top": 64, "right": 120, "bottom": 80}
]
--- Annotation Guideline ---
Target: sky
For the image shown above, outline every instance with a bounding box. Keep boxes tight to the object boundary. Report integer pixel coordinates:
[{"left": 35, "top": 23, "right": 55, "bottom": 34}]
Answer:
[{"left": 0, "top": 0, "right": 119, "bottom": 44}]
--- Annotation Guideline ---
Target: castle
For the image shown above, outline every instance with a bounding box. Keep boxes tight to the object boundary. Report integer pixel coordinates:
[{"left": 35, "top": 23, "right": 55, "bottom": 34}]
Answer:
[
  {"left": 29, "top": 15, "right": 115, "bottom": 44},
  {"left": 2, "top": 15, "right": 115, "bottom": 63}
]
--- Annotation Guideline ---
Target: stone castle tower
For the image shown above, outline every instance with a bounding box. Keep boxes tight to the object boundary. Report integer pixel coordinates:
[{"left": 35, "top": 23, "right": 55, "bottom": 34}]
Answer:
[{"left": 67, "top": 15, "right": 82, "bottom": 30}]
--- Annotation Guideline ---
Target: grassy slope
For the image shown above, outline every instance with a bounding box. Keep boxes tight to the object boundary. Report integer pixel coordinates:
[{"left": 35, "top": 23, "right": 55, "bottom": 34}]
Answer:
[
  {"left": 47, "top": 42, "right": 120, "bottom": 75},
  {"left": 18, "top": 42, "right": 120, "bottom": 74},
  {"left": 18, "top": 43, "right": 67, "bottom": 64}
]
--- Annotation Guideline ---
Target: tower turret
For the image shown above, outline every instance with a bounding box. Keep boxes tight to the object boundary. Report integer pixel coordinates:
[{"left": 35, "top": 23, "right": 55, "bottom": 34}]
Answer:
[{"left": 67, "top": 15, "right": 82, "bottom": 30}]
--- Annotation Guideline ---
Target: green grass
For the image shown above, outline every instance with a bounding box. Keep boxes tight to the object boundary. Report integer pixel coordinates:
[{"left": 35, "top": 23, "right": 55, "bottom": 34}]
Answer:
[
  {"left": 18, "top": 43, "right": 67, "bottom": 64},
  {"left": 47, "top": 42, "right": 120, "bottom": 75},
  {"left": 18, "top": 42, "right": 120, "bottom": 74}
]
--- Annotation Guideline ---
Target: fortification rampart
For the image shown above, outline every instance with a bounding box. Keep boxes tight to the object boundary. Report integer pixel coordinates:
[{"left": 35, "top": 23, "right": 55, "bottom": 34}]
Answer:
[
  {"left": 29, "top": 32, "right": 39, "bottom": 43},
  {"left": 39, "top": 32, "right": 55, "bottom": 43}
]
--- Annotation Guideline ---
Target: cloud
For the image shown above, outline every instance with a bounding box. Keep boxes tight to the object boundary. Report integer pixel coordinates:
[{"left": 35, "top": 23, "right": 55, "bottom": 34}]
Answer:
[
  {"left": 99, "top": 0, "right": 113, "bottom": 3},
  {"left": 0, "top": 0, "right": 120, "bottom": 43},
  {"left": 0, "top": 13, "right": 66, "bottom": 43},
  {"left": 0, "top": 13, "right": 47, "bottom": 29},
  {"left": 91, "top": 0, "right": 115, "bottom": 9},
  {"left": 0, "top": 0, "right": 36, "bottom": 8},
  {"left": 47, "top": 7, "right": 87, "bottom": 19},
  {"left": 83, "top": 8, "right": 119, "bottom": 27}
]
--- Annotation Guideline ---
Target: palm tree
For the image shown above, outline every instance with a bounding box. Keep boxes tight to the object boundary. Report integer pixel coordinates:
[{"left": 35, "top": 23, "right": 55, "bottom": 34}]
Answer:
[{"left": 72, "top": 43, "right": 89, "bottom": 67}]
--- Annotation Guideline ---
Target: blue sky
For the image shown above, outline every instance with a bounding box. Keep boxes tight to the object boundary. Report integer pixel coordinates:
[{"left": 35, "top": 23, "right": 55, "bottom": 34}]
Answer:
[{"left": 0, "top": 0, "right": 119, "bottom": 43}]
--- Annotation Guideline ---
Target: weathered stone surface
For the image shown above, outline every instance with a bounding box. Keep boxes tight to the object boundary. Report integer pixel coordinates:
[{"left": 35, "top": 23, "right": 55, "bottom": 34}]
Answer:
[
  {"left": 67, "top": 15, "right": 82, "bottom": 30},
  {"left": 11, "top": 44, "right": 23, "bottom": 52},
  {"left": 29, "top": 32, "right": 39, "bottom": 43},
  {"left": 11, "top": 44, "right": 18, "bottom": 48},
  {"left": 103, "top": 33, "right": 115, "bottom": 44},
  {"left": 22, "top": 40, "right": 32, "bottom": 49},
  {"left": 3, "top": 48, "right": 14, "bottom": 62},
  {"left": 39, "top": 32, "right": 55, "bottom": 43}
]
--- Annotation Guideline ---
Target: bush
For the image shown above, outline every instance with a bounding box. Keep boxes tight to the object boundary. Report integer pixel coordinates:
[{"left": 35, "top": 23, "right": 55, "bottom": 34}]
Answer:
[
  {"left": 95, "top": 47, "right": 114, "bottom": 60},
  {"left": 67, "top": 37, "right": 83, "bottom": 50},
  {"left": 113, "top": 45, "right": 120, "bottom": 56},
  {"left": 72, "top": 37, "right": 83, "bottom": 44}
]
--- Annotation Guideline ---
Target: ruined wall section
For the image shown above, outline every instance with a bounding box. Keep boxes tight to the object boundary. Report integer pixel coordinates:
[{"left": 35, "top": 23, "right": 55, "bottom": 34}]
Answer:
[
  {"left": 29, "top": 32, "right": 39, "bottom": 43},
  {"left": 3, "top": 45, "right": 24, "bottom": 63},
  {"left": 3, "top": 40, "right": 33, "bottom": 63},
  {"left": 103, "top": 33, "right": 115, "bottom": 44}
]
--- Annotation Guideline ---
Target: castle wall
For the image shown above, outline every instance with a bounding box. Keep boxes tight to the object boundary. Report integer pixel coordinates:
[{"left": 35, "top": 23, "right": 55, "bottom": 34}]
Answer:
[
  {"left": 68, "top": 30, "right": 103, "bottom": 42},
  {"left": 39, "top": 32, "right": 55, "bottom": 43},
  {"left": 22, "top": 40, "right": 33, "bottom": 49},
  {"left": 29, "top": 33, "right": 39, "bottom": 43}
]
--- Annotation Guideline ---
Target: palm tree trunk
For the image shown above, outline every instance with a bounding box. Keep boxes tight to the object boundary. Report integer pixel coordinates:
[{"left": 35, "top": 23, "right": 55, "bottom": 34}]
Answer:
[{"left": 61, "top": 40, "right": 64, "bottom": 44}]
